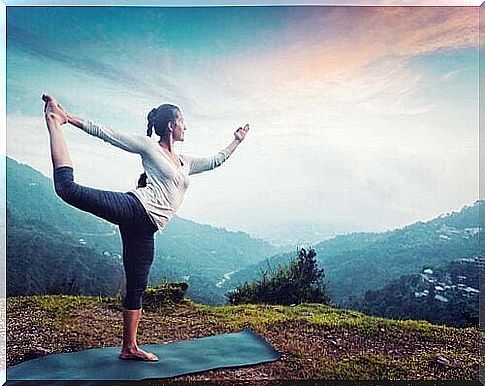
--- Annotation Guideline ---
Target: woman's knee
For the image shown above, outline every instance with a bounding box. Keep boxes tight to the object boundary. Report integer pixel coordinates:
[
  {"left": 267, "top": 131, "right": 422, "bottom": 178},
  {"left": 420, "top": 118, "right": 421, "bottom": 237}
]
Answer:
[{"left": 123, "top": 290, "right": 145, "bottom": 310}]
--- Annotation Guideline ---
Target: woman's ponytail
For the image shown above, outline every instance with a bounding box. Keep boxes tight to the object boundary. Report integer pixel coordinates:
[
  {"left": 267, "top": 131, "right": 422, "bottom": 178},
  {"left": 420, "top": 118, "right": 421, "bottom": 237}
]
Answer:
[
  {"left": 137, "top": 172, "right": 147, "bottom": 188},
  {"left": 146, "top": 108, "right": 157, "bottom": 137},
  {"left": 138, "top": 108, "right": 158, "bottom": 188}
]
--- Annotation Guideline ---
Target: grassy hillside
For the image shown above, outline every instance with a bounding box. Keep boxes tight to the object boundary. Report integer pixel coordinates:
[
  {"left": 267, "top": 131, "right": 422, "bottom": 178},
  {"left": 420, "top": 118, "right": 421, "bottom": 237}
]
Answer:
[{"left": 6, "top": 295, "right": 482, "bottom": 381}]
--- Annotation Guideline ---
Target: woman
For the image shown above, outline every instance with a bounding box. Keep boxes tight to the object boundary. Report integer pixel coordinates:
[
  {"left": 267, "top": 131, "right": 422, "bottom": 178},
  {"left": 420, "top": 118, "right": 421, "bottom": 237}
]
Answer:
[{"left": 42, "top": 94, "right": 249, "bottom": 361}]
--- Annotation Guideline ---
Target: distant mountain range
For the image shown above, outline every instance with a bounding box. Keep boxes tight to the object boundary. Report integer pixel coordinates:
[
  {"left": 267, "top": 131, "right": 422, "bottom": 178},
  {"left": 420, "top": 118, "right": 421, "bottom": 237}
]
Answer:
[
  {"left": 7, "top": 157, "right": 480, "bottom": 309},
  {"left": 222, "top": 200, "right": 481, "bottom": 305},
  {"left": 6, "top": 157, "right": 285, "bottom": 303}
]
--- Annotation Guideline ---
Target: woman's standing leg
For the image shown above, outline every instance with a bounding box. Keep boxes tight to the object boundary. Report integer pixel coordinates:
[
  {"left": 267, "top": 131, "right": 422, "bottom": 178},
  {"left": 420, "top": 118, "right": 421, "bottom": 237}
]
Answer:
[{"left": 119, "top": 223, "right": 158, "bottom": 361}]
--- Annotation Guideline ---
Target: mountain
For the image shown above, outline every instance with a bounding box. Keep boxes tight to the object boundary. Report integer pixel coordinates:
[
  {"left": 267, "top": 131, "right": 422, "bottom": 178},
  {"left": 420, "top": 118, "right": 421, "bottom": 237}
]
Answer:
[
  {"left": 7, "top": 206, "right": 124, "bottom": 296},
  {"left": 348, "top": 258, "right": 481, "bottom": 328},
  {"left": 223, "top": 201, "right": 481, "bottom": 305},
  {"left": 6, "top": 157, "right": 284, "bottom": 303}
]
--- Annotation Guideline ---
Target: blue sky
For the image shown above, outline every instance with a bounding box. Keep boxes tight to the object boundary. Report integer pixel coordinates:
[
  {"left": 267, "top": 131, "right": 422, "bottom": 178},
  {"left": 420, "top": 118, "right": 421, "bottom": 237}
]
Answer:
[{"left": 6, "top": 5, "right": 479, "bottom": 243}]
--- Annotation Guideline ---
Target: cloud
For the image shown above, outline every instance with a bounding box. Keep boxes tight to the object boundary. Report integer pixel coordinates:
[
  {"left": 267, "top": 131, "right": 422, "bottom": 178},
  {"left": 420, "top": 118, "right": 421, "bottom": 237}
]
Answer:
[
  {"left": 6, "top": 6, "right": 478, "bottom": 238},
  {"left": 441, "top": 69, "right": 462, "bottom": 81},
  {"left": 214, "top": 7, "right": 477, "bottom": 119},
  {"left": 7, "top": 22, "right": 178, "bottom": 103},
  {"left": 228, "top": 7, "right": 477, "bottom": 82}
]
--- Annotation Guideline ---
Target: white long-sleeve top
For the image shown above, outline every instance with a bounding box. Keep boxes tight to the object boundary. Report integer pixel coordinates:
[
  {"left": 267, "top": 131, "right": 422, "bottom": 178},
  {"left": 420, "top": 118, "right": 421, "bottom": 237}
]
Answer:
[{"left": 82, "top": 120, "right": 232, "bottom": 230}]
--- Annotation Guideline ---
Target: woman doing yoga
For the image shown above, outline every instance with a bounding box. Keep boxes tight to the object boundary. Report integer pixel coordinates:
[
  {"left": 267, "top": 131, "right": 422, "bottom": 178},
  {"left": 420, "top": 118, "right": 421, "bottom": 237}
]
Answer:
[{"left": 42, "top": 94, "right": 249, "bottom": 361}]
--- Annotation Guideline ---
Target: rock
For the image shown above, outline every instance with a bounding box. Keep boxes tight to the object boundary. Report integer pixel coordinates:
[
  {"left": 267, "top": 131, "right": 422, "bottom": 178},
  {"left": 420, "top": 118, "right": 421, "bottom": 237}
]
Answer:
[{"left": 434, "top": 353, "right": 463, "bottom": 368}]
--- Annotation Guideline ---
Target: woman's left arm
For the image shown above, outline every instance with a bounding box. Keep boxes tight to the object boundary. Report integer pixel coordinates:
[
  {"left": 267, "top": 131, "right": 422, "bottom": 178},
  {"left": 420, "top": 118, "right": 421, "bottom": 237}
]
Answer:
[
  {"left": 185, "top": 124, "right": 250, "bottom": 175},
  {"left": 67, "top": 115, "right": 150, "bottom": 155}
]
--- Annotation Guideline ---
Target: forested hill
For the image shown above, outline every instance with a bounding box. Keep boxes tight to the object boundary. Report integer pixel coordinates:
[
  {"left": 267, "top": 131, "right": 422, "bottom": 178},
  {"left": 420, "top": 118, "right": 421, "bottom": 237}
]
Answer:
[
  {"left": 349, "top": 258, "right": 481, "bottom": 328},
  {"left": 6, "top": 157, "right": 285, "bottom": 303},
  {"left": 223, "top": 201, "right": 481, "bottom": 305},
  {"left": 7, "top": 206, "right": 125, "bottom": 296}
]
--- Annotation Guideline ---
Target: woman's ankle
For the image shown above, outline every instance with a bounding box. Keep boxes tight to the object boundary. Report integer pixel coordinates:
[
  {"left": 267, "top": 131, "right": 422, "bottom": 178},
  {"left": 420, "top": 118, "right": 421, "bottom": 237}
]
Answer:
[{"left": 122, "top": 342, "right": 138, "bottom": 351}]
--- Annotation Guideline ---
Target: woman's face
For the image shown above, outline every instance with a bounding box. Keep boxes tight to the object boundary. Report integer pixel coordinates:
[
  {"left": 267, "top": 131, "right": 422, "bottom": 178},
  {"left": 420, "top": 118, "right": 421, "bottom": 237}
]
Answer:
[{"left": 172, "top": 110, "right": 186, "bottom": 142}]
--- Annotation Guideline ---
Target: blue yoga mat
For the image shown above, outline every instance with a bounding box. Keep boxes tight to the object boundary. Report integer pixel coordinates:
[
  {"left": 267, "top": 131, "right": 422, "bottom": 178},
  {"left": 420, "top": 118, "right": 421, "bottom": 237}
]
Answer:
[{"left": 7, "top": 327, "right": 280, "bottom": 382}]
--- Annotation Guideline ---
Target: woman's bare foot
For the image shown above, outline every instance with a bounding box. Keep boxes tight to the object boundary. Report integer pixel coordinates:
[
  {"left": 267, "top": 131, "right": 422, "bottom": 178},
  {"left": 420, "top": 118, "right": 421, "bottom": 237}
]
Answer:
[
  {"left": 42, "top": 94, "right": 68, "bottom": 126},
  {"left": 119, "top": 347, "right": 159, "bottom": 361}
]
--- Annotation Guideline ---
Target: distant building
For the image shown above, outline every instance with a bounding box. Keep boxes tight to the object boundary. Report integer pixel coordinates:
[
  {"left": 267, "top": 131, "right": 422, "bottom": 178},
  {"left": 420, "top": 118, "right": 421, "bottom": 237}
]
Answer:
[
  {"left": 463, "top": 287, "right": 479, "bottom": 295},
  {"left": 423, "top": 268, "right": 433, "bottom": 275},
  {"left": 415, "top": 291, "right": 428, "bottom": 298},
  {"left": 434, "top": 294, "right": 449, "bottom": 302},
  {"left": 435, "top": 286, "right": 444, "bottom": 292},
  {"left": 460, "top": 256, "right": 485, "bottom": 270}
]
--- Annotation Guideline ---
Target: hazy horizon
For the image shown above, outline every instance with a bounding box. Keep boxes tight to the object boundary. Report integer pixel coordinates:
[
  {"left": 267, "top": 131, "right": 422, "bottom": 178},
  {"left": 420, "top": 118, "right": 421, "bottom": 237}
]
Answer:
[
  {"left": 6, "top": 6, "right": 479, "bottom": 245},
  {"left": 7, "top": 154, "right": 479, "bottom": 247}
]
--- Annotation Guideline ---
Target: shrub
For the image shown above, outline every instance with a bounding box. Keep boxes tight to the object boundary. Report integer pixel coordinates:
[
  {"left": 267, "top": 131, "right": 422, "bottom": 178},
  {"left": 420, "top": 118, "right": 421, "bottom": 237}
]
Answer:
[
  {"left": 226, "top": 247, "right": 331, "bottom": 306},
  {"left": 142, "top": 282, "right": 188, "bottom": 311}
]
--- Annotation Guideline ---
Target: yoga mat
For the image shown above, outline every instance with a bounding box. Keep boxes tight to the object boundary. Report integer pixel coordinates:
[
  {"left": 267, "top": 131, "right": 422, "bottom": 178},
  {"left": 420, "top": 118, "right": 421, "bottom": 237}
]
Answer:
[{"left": 7, "top": 327, "right": 280, "bottom": 382}]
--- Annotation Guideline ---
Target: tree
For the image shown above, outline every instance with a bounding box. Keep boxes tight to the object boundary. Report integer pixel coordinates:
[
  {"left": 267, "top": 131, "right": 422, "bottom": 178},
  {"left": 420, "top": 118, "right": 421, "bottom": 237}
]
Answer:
[{"left": 226, "top": 247, "right": 331, "bottom": 306}]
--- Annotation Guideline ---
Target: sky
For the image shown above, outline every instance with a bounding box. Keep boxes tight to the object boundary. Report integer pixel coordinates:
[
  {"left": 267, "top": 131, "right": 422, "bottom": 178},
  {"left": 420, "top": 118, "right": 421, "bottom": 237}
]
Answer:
[{"left": 5, "top": 5, "right": 480, "bottom": 244}]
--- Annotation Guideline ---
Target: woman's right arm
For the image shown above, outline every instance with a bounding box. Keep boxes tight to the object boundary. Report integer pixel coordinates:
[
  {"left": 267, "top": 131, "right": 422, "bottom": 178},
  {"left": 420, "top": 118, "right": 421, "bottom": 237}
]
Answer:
[{"left": 67, "top": 114, "right": 149, "bottom": 155}]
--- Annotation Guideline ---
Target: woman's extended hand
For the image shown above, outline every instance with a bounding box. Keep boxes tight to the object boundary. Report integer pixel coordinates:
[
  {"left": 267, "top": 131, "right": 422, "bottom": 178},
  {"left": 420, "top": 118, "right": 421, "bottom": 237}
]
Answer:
[
  {"left": 234, "top": 123, "right": 250, "bottom": 142},
  {"left": 42, "top": 94, "right": 68, "bottom": 125}
]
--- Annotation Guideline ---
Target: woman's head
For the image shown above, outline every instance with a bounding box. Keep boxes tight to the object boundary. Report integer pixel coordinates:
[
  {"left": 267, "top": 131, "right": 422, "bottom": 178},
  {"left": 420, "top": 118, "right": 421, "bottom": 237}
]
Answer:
[
  {"left": 146, "top": 104, "right": 186, "bottom": 142},
  {"left": 138, "top": 104, "right": 185, "bottom": 188}
]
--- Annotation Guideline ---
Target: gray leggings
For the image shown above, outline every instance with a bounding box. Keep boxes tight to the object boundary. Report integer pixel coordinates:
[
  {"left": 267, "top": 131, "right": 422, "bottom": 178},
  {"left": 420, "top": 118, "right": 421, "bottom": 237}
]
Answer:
[{"left": 53, "top": 166, "right": 157, "bottom": 310}]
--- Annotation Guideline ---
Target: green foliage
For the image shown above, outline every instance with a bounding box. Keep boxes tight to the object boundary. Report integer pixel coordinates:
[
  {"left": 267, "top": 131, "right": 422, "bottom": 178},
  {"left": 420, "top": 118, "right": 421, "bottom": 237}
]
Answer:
[
  {"left": 142, "top": 282, "right": 188, "bottom": 312},
  {"left": 226, "top": 248, "right": 331, "bottom": 306},
  {"left": 349, "top": 260, "right": 480, "bottom": 328},
  {"left": 317, "top": 353, "right": 401, "bottom": 380}
]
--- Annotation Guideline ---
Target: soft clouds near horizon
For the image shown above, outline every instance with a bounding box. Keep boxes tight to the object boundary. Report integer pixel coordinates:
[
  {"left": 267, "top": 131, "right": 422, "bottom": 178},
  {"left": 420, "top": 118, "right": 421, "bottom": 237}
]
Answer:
[{"left": 6, "top": 6, "right": 479, "bottom": 243}]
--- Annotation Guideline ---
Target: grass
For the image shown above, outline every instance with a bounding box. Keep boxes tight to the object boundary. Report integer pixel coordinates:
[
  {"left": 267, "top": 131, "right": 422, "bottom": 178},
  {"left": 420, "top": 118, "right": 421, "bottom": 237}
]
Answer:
[{"left": 6, "top": 295, "right": 483, "bottom": 382}]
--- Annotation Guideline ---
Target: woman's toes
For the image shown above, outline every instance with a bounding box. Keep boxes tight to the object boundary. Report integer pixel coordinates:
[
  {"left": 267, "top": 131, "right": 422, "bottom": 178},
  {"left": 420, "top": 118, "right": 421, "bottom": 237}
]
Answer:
[{"left": 146, "top": 352, "right": 158, "bottom": 361}]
